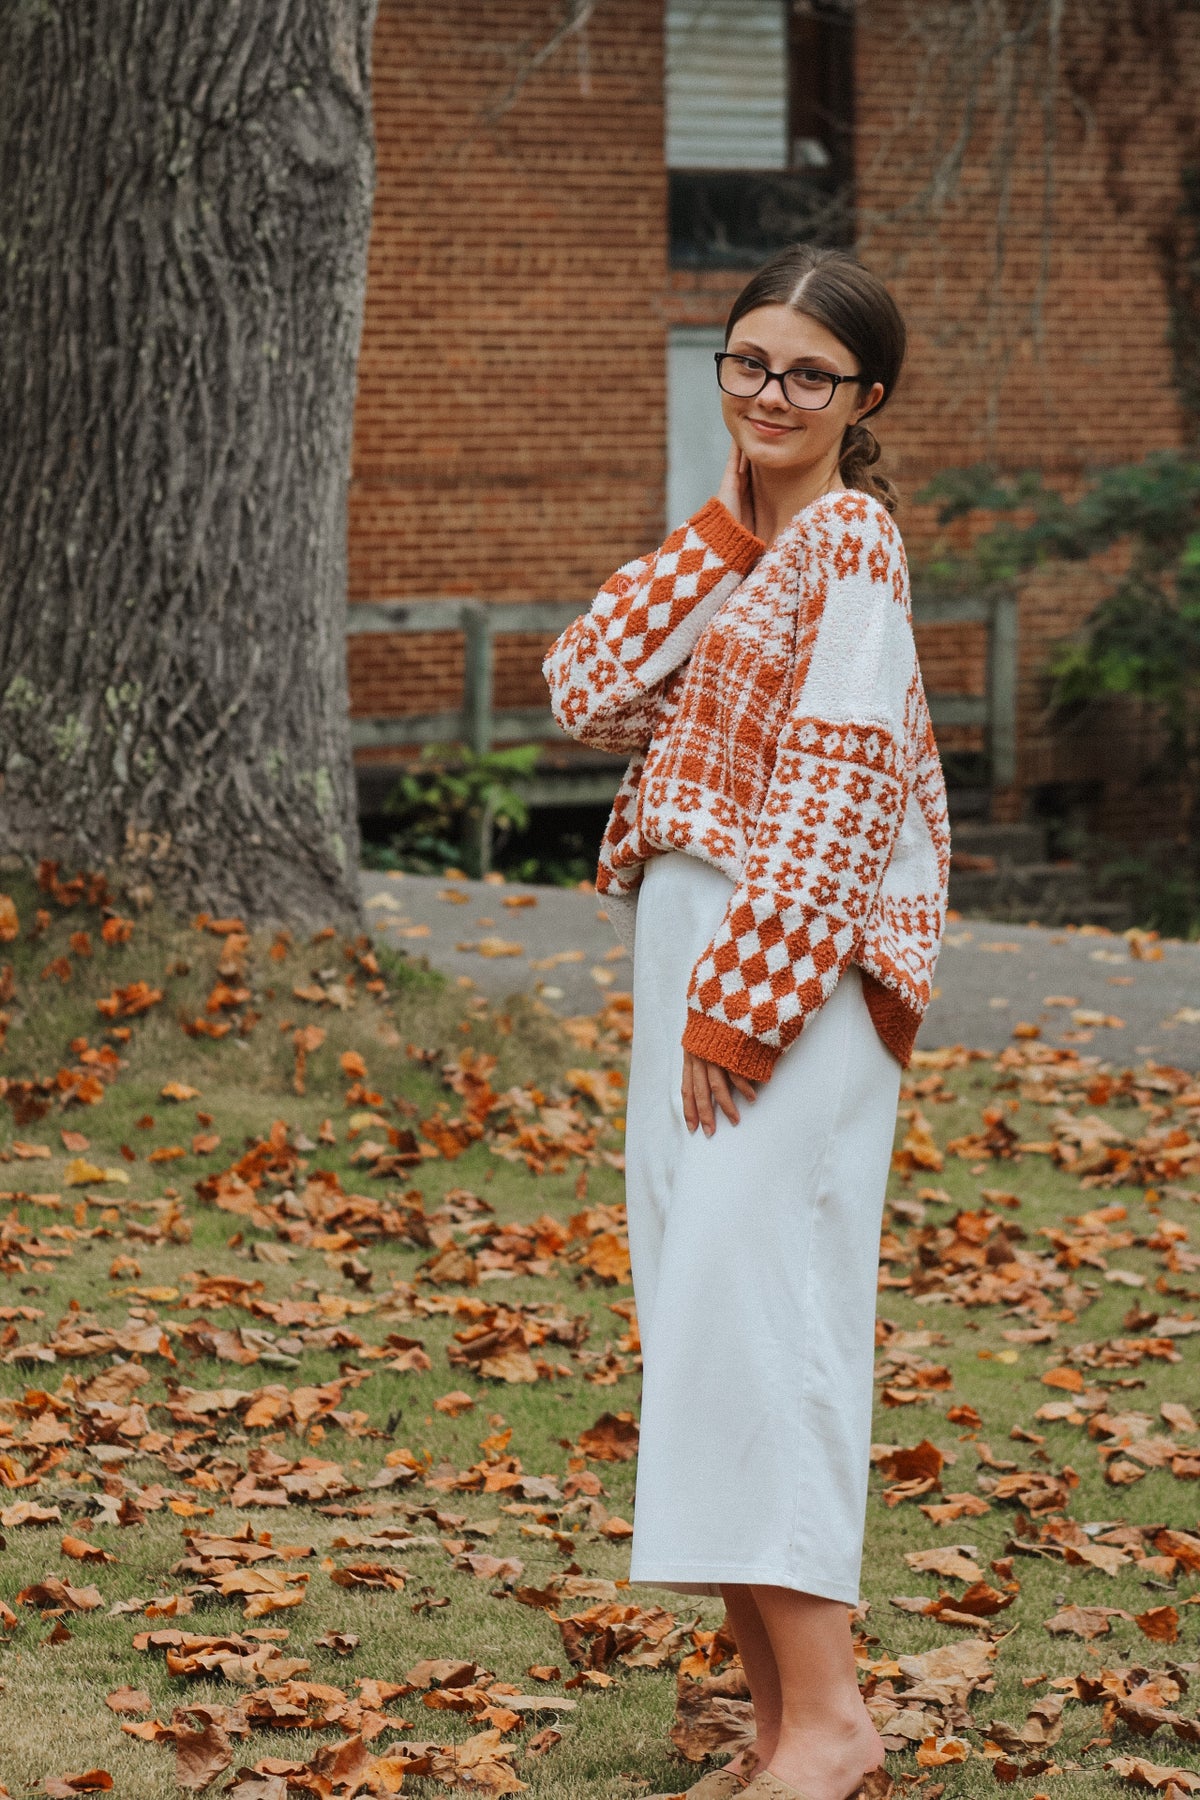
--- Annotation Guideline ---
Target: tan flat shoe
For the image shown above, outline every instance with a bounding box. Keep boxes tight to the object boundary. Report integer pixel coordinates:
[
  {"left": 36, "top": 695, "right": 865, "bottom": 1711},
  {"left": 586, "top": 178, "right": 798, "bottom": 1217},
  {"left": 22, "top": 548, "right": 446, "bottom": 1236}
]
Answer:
[
  {"left": 737, "top": 1777, "right": 809, "bottom": 1800},
  {"left": 643, "top": 1770, "right": 750, "bottom": 1800},
  {"left": 739, "top": 1776, "right": 867, "bottom": 1800}
]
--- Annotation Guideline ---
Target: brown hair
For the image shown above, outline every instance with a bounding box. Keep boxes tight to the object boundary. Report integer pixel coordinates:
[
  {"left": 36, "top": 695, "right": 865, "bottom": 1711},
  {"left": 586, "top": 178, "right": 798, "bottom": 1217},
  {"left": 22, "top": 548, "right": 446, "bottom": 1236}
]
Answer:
[{"left": 725, "top": 245, "right": 906, "bottom": 514}]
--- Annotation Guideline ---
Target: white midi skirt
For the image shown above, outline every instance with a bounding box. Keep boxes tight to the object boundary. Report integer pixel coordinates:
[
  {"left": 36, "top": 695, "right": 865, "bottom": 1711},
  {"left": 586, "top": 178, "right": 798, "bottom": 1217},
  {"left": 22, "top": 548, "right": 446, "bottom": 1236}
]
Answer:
[{"left": 623, "top": 849, "right": 903, "bottom": 1605}]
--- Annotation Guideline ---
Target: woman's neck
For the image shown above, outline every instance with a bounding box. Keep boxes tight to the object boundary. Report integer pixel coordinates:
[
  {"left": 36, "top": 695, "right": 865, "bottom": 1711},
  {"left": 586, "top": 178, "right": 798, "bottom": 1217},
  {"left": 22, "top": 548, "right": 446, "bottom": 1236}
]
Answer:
[{"left": 751, "top": 454, "right": 844, "bottom": 548}]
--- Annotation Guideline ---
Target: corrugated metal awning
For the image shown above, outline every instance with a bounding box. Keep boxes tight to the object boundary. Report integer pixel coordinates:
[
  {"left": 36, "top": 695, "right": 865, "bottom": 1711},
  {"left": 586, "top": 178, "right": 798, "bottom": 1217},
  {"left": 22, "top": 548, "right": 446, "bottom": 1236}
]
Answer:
[{"left": 666, "top": 0, "right": 789, "bottom": 171}]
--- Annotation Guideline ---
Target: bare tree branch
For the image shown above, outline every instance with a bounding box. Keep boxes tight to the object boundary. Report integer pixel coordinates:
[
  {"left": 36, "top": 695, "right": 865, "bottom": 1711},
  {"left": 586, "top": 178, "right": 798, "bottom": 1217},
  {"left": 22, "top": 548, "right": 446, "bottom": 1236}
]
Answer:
[
  {"left": 484, "top": 0, "right": 600, "bottom": 124},
  {"left": 467, "top": 0, "right": 1200, "bottom": 445}
]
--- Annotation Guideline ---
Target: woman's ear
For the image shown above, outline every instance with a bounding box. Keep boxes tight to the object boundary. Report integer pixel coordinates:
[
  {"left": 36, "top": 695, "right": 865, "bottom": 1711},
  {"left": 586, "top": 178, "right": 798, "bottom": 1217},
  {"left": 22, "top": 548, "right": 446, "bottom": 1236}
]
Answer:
[{"left": 853, "top": 381, "right": 886, "bottom": 422}]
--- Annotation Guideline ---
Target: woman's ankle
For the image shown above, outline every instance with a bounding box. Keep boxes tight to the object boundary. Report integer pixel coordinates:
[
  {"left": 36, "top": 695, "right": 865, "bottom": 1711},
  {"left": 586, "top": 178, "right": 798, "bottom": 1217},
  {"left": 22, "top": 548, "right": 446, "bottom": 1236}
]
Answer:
[
  {"left": 729, "top": 1736, "right": 774, "bottom": 1778},
  {"left": 765, "top": 1709, "right": 884, "bottom": 1785}
]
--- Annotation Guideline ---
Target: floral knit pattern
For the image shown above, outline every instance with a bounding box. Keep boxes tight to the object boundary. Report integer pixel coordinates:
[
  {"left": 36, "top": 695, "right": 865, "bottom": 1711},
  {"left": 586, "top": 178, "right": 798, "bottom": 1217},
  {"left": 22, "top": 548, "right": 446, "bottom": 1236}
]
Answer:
[{"left": 543, "top": 491, "right": 950, "bottom": 1076}]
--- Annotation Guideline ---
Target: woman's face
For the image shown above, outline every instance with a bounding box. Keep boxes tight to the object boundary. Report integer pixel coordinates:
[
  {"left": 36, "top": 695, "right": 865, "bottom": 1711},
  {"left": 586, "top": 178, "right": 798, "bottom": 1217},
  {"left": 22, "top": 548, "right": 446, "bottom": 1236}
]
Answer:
[{"left": 719, "top": 303, "right": 885, "bottom": 478}]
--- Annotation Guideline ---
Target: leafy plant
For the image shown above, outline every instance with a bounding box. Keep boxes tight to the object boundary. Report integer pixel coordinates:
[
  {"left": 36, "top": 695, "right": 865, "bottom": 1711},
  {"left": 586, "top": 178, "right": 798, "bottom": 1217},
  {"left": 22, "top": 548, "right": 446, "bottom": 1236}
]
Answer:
[
  {"left": 919, "top": 452, "right": 1200, "bottom": 927},
  {"left": 1092, "top": 844, "right": 1200, "bottom": 939},
  {"left": 505, "top": 850, "right": 594, "bottom": 887},
  {"left": 372, "top": 741, "right": 540, "bottom": 877}
]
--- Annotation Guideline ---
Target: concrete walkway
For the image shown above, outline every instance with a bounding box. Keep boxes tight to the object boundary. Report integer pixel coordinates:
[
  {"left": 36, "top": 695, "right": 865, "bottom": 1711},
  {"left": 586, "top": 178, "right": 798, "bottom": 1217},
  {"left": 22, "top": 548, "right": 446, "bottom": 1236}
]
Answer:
[{"left": 363, "top": 869, "right": 1200, "bottom": 1070}]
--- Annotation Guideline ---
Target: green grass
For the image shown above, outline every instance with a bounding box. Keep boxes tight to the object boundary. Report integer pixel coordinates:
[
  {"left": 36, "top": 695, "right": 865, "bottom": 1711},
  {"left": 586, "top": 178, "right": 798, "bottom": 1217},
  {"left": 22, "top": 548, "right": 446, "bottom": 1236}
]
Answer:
[{"left": 1, "top": 865, "right": 1199, "bottom": 1796}]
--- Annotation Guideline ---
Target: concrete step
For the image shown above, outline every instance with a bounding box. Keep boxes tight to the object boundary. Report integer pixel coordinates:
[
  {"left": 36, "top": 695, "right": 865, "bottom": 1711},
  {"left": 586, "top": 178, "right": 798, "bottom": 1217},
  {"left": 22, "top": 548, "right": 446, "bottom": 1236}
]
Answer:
[
  {"left": 948, "top": 859, "right": 1133, "bottom": 927},
  {"left": 946, "top": 786, "right": 992, "bottom": 822},
  {"left": 949, "top": 821, "right": 1047, "bottom": 865}
]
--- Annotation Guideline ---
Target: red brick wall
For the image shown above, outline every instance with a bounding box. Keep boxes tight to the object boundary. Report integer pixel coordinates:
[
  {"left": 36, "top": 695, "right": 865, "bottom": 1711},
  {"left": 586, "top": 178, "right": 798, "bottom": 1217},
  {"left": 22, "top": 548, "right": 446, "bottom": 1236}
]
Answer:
[
  {"left": 352, "top": 0, "right": 665, "bottom": 608},
  {"left": 853, "top": 0, "right": 1194, "bottom": 824},
  {"left": 349, "top": 0, "right": 1197, "bottom": 834}
]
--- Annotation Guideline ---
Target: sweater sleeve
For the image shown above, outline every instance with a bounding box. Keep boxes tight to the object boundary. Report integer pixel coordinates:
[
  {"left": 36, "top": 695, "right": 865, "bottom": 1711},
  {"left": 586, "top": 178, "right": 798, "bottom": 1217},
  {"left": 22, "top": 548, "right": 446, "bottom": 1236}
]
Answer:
[
  {"left": 681, "top": 504, "right": 915, "bottom": 1081},
  {"left": 542, "top": 498, "right": 764, "bottom": 754}
]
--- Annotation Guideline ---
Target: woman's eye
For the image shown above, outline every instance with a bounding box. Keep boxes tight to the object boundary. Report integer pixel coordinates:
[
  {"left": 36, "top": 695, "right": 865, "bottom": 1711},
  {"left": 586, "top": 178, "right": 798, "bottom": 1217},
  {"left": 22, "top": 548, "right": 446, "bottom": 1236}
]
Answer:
[{"left": 793, "top": 369, "right": 830, "bottom": 386}]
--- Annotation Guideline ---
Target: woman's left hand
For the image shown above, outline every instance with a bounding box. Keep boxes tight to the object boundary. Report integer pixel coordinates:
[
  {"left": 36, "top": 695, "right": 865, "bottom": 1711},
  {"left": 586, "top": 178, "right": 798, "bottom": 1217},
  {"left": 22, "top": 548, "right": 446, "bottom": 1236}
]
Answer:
[
  {"left": 681, "top": 1049, "right": 767, "bottom": 1137},
  {"left": 716, "top": 439, "right": 756, "bottom": 535}
]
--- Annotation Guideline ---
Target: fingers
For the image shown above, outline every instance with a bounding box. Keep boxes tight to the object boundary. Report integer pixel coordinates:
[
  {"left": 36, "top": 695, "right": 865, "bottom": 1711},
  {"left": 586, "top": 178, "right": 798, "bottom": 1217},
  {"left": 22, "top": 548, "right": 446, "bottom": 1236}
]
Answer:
[
  {"left": 728, "top": 1069, "right": 758, "bottom": 1105},
  {"left": 681, "top": 1051, "right": 699, "bottom": 1134},
  {"left": 681, "top": 1052, "right": 717, "bottom": 1136},
  {"left": 681, "top": 1055, "right": 757, "bottom": 1135},
  {"left": 707, "top": 1065, "right": 741, "bottom": 1127},
  {"left": 715, "top": 439, "right": 742, "bottom": 515},
  {"left": 738, "top": 450, "right": 757, "bottom": 534}
]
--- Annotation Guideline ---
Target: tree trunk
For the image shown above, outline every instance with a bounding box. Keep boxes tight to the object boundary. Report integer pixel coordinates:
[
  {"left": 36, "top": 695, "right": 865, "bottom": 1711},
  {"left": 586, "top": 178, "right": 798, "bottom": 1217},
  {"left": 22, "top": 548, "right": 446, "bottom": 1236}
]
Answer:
[{"left": 0, "top": 0, "right": 377, "bottom": 924}]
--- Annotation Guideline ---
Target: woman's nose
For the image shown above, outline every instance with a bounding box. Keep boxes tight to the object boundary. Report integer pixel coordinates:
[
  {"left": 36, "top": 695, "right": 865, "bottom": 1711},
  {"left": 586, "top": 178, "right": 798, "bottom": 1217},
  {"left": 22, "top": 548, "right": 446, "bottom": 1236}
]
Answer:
[{"left": 758, "top": 373, "right": 791, "bottom": 406}]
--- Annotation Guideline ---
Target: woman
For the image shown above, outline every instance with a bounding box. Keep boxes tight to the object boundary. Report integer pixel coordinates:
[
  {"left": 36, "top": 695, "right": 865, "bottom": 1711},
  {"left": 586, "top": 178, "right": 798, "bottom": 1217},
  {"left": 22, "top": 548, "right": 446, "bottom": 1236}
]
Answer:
[{"left": 543, "top": 244, "right": 950, "bottom": 1800}]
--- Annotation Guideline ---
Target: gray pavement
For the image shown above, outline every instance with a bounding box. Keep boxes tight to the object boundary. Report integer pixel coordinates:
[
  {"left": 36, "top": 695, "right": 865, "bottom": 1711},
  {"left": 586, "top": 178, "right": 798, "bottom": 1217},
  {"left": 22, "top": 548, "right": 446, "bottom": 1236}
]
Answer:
[{"left": 363, "top": 870, "right": 1200, "bottom": 1070}]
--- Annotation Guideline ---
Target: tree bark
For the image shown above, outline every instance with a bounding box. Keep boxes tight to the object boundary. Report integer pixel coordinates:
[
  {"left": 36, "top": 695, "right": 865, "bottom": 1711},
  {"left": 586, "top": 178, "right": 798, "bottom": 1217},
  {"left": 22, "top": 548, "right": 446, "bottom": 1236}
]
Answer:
[{"left": 0, "top": 0, "right": 377, "bottom": 924}]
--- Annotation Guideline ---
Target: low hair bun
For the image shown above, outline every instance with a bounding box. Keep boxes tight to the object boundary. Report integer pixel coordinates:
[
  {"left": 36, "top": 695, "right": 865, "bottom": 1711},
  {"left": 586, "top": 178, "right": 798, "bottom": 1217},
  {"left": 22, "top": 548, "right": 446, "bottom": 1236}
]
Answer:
[{"left": 839, "top": 422, "right": 899, "bottom": 515}]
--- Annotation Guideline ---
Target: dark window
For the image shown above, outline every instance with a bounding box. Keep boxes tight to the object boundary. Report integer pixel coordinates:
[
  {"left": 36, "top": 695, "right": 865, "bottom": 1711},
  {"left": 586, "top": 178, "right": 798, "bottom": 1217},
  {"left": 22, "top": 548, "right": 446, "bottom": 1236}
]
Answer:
[{"left": 667, "top": 1, "right": 855, "bottom": 271}]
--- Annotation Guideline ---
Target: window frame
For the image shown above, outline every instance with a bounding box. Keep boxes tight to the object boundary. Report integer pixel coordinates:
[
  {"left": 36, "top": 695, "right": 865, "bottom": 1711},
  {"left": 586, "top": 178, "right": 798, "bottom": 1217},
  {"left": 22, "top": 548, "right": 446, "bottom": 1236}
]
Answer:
[{"left": 666, "top": 0, "right": 856, "bottom": 271}]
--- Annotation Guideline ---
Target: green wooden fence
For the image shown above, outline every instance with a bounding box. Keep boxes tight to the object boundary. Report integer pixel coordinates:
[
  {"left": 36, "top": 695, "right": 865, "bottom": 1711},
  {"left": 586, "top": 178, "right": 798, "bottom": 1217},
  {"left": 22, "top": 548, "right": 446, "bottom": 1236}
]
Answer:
[{"left": 347, "top": 591, "right": 1017, "bottom": 862}]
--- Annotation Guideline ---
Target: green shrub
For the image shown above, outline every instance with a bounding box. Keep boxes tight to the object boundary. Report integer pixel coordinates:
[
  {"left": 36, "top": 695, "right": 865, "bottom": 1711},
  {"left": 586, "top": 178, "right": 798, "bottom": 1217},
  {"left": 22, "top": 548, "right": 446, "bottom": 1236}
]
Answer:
[
  {"left": 366, "top": 741, "right": 540, "bottom": 876},
  {"left": 919, "top": 452, "right": 1200, "bottom": 932}
]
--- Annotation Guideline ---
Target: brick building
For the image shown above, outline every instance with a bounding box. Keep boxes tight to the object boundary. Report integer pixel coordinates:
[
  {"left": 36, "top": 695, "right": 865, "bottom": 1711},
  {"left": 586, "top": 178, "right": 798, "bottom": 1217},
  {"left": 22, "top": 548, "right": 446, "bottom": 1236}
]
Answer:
[{"left": 348, "top": 0, "right": 1198, "bottom": 846}]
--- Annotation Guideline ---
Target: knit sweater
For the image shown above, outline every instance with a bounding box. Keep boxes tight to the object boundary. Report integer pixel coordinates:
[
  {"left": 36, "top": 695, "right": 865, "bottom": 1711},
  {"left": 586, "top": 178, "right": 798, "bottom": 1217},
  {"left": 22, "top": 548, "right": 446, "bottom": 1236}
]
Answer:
[{"left": 543, "top": 489, "right": 951, "bottom": 1076}]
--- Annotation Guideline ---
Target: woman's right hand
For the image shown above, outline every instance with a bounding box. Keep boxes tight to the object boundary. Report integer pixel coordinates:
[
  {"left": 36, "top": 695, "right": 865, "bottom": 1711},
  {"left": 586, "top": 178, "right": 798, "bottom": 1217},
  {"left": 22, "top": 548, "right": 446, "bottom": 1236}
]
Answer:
[
  {"left": 681, "top": 1048, "right": 762, "bottom": 1137},
  {"left": 716, "top": 439, "right": 755, "bottom": 534}
]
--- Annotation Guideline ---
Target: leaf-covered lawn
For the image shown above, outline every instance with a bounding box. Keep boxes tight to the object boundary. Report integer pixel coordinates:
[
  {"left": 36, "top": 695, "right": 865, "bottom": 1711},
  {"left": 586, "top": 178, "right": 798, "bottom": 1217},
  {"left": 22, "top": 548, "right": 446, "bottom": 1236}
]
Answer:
[{"left": 1, "top": 863, "right": 1200, "bottom": 1800}]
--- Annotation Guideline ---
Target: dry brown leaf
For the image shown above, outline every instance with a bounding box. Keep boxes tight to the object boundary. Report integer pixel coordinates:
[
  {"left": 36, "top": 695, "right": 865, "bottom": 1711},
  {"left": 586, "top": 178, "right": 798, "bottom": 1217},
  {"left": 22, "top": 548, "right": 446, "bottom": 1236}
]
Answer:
[
  {"left": 566, "top": 1067, "right": 625, "bottom": 1112},
  {"left": 893, "top": 1109, "right": 944, "bottom": 1173},
  {"left": 1041, "top": 1365, "right": 1084, "bottom": 1392},
  {"left": 328, "top": 1561, "right": 409, "bottom": 1593},
  {"left": 60, "top": 1534, "right": 115, "bottom": 1564},
  {"left": 525, "top": 1726, "right": 563, "bottom": 1756},
  {"left": 669, "top": 1664, "right": 754, "bottom": 1765},
  {"left": 577, "top": 1410, "right": 639, "bottom": 1461},
  {"left": 1, "top": 1501, "right": 62, "bottom": 1528},
  {"left": 1044, "top": 1604, "right": 1130, "bottom": 1639},
  {"left": 434, "top": 1390, "right": 476, "bottom": 1416},
  {"left": 1154, "top": 1529, "right": 1200, "bottom": 1571},
  {"left": 924, "top": 1579, "right": 1016, "bottom": 1620},
  {"left": 1107, "top": 1756, "right": 1200, "bottom": 1793},
  {"left": 104, "top": 1688, "right": 152, "bottom": 1715},
  {"left": 220, "top": 1778, "right": 287, "bottom": 1800},
  {"left": 895, "top": 1637, "right": 997, "bottom": 1707},
  {"left": 915, "top": 1736, "right": 969, "bottom": 1766},
  {"left": 17, "top": 1577, "right": 103, "bottom": 1613},
  {"left": 1136, "top": 1605, "right": 1180, "bottom": 1643},
  {"left": 175, "top": 1720, "right": 233, "bottom": 1792},
  {"left": 919, "top": 1492, "right": 992, "bottom": 1524},
  {"left": 903, "top": 1547, "right": 983, "bottom": 1584},
  {"left": 64, "top": 1157, "right": 128, "bottom": 1186}
]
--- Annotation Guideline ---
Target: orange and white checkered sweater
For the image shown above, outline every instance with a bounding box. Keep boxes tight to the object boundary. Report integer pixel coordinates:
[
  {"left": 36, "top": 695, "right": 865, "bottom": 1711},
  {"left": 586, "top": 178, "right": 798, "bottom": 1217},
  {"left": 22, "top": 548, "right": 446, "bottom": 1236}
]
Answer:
[{"left": 543, "top": 490, "right": 950, "bottom": 1076}]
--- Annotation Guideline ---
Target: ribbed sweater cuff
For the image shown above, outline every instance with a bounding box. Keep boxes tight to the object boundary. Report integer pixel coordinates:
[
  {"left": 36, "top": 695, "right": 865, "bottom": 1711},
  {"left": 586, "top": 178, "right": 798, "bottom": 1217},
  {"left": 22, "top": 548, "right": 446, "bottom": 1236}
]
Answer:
[
  {"left": 690, "top": 497, "right": 765, "bottom": 576},
  {"left": 682, "top": 1010, "right": 780, "bottom": 1082},
  {"left": 684, "top": 980, "right": 922, "bottom": 1078},
  {"left": 860, "top": 971, "right": 920, "bottom": 1067}
]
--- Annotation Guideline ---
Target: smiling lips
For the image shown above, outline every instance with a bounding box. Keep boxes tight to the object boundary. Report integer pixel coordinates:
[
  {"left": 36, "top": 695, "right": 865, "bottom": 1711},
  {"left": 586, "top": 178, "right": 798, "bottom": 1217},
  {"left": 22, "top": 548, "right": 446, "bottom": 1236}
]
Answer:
[{"left": 746, "top": 417, "right": 797, "bottom": 436}]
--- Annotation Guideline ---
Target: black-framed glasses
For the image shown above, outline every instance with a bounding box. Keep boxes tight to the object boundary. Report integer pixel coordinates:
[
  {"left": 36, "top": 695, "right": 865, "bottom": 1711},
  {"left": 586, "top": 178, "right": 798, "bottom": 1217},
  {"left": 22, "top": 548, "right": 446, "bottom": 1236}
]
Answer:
[{"left": 714, "top": 351, "right": 868, "bottom": 412}]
